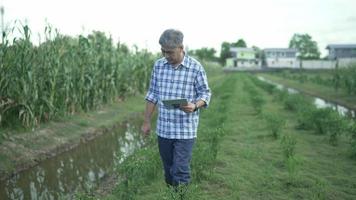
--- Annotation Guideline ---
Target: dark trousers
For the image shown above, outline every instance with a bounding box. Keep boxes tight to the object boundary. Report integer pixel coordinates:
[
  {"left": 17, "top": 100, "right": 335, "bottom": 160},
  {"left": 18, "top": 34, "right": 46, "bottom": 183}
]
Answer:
[{"left": 157, "top": 136, "right": 195, "bottom": 186}]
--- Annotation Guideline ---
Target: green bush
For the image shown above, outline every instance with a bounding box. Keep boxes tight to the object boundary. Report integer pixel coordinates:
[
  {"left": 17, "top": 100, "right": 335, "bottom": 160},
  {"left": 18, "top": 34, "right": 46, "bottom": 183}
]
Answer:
[
  {"left": 311, "top": 108, "right": 334, "bottom": 135},
  {"left": 265, "top": 113, "right": 286, "bottom": 139},
  {"left": 310, "top": 108, "right": 346, "bottom": 145},
  {"left": 192, "top": 126, "right": 225, "bottom": 182},
  {"left": 283, "top": 93, "right": 310, "bottom": 112},
  {"left": 296, "top": 105, "right": 317, "bottom": 130},
  {"left": 114, "top": 138, "right": 161, "bottom": 199},
  {"left": 274, "top": 89, "right": 289, "bottom": 102}
]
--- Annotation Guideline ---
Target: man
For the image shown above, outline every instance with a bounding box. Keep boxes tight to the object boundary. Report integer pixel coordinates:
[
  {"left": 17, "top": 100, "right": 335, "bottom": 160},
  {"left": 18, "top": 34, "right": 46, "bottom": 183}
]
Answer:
[{"left": 141, "top": 29, "right": 211, "bottom": 187}]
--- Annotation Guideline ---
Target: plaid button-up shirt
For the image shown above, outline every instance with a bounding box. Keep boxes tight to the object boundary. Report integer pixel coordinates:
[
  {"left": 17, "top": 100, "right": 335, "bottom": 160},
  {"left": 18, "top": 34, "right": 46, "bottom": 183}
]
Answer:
[{"left": 145, "top": 55, "right": 211, "bottom": 139}]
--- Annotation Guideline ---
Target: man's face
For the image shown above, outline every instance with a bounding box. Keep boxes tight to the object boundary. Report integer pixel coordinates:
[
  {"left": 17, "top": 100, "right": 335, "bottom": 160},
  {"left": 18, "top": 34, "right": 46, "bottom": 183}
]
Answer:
[{"left": 161, "top": 46, "right": 184, "bottom": 65}]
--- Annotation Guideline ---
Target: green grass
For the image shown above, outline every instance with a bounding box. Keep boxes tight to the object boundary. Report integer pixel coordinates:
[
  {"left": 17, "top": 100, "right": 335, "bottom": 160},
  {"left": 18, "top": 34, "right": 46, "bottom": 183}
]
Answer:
[
  {"left": 103, "top": 71, "right": 356, "bottom": 200},
  {"left": 258, "top": 72, "right": 356, "bottom": 110},
  {"left": 3, "top": 63, "right": 355, "bottom": 199}
]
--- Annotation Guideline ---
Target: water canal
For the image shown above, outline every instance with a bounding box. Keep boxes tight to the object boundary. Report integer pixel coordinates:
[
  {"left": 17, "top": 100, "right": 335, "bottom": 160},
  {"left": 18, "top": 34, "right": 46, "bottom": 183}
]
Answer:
[
  {"left": 258, "top": 76, "right": 355, "bottom": 118},
  {"left": 0, "top": 118, "right": 144, "bottom": 199}
]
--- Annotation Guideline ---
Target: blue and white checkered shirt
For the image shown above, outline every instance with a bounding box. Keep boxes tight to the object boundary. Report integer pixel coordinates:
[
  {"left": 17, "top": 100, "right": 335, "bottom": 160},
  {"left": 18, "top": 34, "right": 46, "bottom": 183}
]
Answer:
[{"left": 145, "top": 54, "right": 211, "bottom": 139}]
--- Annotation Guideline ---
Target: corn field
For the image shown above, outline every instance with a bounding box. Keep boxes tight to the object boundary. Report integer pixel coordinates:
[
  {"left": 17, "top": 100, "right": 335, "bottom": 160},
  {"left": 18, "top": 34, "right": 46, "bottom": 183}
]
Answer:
[{"left": 0, "top": 25, "right": 156, "bottom": 128}]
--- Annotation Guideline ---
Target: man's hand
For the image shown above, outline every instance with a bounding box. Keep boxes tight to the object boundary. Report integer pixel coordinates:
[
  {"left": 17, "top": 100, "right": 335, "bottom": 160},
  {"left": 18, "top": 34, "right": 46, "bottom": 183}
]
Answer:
[
  {"left": 180, "top": 102, "right": 196, "bottom": 113},
  {"left": 142, "top": 101, "right": 155, "bottom": 137},
  {"left": 141, "top": 121, "right": 151, "bottom": 136}
]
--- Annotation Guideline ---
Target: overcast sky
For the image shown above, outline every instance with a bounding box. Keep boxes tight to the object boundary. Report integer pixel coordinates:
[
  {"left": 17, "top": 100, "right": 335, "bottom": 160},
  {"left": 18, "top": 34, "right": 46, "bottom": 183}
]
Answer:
[{"left": 1, "top": 0, "right": 356, "bottom": 56}]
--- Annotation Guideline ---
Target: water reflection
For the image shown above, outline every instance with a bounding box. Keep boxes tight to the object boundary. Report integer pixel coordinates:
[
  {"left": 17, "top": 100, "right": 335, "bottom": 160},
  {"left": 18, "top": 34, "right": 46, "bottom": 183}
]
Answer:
[
  {"left": 257, "top": 76, "right": 355, "bottom": 118},
  {"left": 314, "top": 98, "right": 355, "bottom": 118},
  {"left": 0, "top": 119, "right": 145, "bottom": 199}
]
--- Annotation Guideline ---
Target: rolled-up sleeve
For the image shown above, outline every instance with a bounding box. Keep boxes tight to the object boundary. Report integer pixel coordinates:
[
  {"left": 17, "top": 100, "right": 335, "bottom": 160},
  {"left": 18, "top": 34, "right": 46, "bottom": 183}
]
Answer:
[
  {"left": 145, "top": 65, "right": 158, "bottom": 104},
  {"left": 195, "top": 67, "right": 211, "bottom": 107}
]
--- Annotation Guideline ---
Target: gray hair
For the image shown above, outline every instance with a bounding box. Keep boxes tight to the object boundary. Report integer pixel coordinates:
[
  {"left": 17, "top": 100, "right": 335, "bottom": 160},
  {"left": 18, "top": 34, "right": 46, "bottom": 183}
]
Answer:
[{"left": 159, "top": 29, "right": 184, "bottom": 48}]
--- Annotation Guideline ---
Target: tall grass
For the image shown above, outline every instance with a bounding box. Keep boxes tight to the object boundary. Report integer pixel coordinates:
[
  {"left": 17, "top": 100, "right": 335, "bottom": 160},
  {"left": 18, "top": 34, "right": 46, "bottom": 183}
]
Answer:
[{"left": 0, "top": 25, "right": 156, "bottom": 129}]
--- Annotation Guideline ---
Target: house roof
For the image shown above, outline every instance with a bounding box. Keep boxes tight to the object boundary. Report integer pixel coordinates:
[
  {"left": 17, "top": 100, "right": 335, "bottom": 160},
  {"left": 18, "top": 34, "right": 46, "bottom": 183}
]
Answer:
[
  {"left": 326, "top": 44, "right": 356, "bottom": 49},
  {"left": 263, "top": 48, "right": 297, "bottom": 52}
]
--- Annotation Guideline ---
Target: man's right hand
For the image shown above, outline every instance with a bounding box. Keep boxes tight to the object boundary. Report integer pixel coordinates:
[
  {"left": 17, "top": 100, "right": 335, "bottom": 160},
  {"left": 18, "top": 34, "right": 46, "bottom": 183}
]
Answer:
[{"left": 141, "top": 121, "right": 151, "bottom": 136}]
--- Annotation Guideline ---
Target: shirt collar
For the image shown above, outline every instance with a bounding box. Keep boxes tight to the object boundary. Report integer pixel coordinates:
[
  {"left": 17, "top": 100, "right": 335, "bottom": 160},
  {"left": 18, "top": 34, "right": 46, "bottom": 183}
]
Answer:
[{"left": 163, "top": 53, "right": 190, "bottom": 69}]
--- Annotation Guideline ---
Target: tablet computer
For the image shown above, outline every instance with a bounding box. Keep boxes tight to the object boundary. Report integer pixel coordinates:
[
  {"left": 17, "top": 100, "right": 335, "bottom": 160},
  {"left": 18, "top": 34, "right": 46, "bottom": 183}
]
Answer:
[{"left": 162, "top": 98, "right": 188, "bottom": 108}]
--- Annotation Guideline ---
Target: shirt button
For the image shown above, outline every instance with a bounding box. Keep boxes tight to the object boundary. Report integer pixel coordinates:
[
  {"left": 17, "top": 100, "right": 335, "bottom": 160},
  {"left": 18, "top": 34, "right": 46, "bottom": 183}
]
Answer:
[{"left": 171, "top": 80, "right": 174, "bottom": 83}]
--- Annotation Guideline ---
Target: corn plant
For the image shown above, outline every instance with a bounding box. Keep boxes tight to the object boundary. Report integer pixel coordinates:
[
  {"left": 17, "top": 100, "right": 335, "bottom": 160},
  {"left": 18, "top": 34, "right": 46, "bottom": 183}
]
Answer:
[{"left": 0, "top": 24, "right": 156, "bottom": 129}]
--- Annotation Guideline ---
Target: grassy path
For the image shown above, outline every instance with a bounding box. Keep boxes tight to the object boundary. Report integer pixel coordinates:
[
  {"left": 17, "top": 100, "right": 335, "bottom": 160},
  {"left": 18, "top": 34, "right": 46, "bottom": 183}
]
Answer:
[
  {"left": 104, "top": 71, "right": 356, "bottom": 200},
  {"left": 198, "top": 74, "right": 356, "bottom": 200}
]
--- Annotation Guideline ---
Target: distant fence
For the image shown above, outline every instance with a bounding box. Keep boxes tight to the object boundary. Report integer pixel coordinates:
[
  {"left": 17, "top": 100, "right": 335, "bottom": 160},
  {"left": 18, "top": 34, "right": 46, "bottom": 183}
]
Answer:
[
  {"left": 300, "top": 60, "right": 336, "bottom": 69},
  {"left": 301, "top": 58, "right": 356, "bottom": 69},
  {"left": 338, "top": 58, "right": 356, "bottom": 67},
  {"left": 224, "top": 58, "right": 356, "bottom": 70}
]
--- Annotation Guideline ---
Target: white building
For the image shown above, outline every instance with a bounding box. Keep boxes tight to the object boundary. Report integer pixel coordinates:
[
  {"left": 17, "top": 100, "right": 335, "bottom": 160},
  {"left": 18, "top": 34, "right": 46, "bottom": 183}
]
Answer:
[
  {"left": 226, "top": 47, "right": 261, "bottom": 68},
  {"left": 264, "top": 48, "right": 299, "bottom": 68}
]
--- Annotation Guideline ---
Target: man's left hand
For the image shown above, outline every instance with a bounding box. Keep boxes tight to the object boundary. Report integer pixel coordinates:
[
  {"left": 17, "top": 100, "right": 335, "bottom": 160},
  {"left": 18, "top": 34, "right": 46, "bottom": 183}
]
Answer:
[{"left": 180, "top": 102, "right": 196, "bottom": 113}]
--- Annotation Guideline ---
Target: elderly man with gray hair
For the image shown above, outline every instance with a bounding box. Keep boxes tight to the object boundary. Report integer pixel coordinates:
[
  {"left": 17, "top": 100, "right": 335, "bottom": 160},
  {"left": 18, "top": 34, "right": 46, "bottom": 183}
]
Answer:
[{"left": 141, "top": 29, "right": 211, "bottom": 188}]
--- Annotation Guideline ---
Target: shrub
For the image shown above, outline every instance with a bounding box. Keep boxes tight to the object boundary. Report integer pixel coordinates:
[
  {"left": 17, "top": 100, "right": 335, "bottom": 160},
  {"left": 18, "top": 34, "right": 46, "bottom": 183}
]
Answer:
[
  {"left": 265, "top": 113, "right": 286, "bottom": 139},
  {"left": 296, "top": 105, "right": 317, "bottom": 130},
  {"left": 114, "top": 142, "right": 161, "bottom": 199},
  {"left": 310, "top": 108, "right": 346, "bottom": 145},
  {"left": 283, "top": 93, "right": 310, "bottom": 112},
  {"left": 274, "top": 89, "right": 289, "bottom": 102}
]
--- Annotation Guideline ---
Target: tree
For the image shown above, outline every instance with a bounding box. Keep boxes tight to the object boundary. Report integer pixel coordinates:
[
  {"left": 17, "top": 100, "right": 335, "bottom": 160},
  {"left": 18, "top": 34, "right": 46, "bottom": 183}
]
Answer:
[
  {"left": 252, "top": 45, "right": 262, "bottom": 59},
  {"left": 189, "top": 47, "right": 217, "bottom": 61},
  {"left": 289, "top": 33, "right": 320, "bottom": 60},
  {"left": 219, "top": 42, "right": 231, "bottom": 65},
  {"left": 219, "top": 39, "right": 247, "bottom": 65},
  {"left": 232, "top": 39, "right": 247, "bottom": 48}
]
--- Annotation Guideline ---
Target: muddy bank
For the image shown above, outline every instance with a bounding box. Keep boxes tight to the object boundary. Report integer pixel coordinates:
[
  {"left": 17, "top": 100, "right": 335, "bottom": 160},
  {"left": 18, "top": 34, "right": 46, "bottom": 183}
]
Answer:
[
  {"left": 0, "top": 121, "right": 125, "bottom": 181},
  {"left": 0, "top": 112, "right": 147, "bottom": 199}
]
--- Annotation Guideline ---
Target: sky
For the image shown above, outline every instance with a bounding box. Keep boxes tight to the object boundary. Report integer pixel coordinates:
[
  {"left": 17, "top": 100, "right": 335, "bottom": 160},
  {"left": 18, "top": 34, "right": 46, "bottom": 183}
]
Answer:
[{"left": 1, "top": 0, "right": 356, "bottom": 56}]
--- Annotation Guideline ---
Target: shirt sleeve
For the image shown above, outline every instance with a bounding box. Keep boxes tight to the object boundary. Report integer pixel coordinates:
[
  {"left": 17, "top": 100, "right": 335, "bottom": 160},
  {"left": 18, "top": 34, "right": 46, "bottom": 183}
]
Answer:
[
  {"left": 145, "top": 64, "right": 159, "bottom": 104},
  {"left": 195, "top": 66, "right": 211, "bottom": 107}
]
